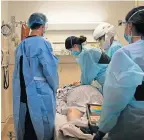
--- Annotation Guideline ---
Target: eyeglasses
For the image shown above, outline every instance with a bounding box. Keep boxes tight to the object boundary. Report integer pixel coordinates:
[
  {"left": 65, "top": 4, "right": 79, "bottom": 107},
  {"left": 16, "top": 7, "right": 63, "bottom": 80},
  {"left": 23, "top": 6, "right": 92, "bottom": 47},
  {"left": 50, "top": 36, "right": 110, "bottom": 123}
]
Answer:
[
  {"left": 118, "top": 20, "right": 127, "bottom": 26},
  {"left": 118, "top": 20, "right": 133, "bottom": 26}
]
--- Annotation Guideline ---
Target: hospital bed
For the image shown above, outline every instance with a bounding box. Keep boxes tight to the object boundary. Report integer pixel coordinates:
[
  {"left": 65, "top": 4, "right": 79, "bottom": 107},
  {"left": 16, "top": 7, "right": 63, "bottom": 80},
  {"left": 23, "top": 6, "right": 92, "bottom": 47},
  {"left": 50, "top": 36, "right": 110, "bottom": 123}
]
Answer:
[{"left": 55, "top": 84, "right": 107, "bottom": 140}]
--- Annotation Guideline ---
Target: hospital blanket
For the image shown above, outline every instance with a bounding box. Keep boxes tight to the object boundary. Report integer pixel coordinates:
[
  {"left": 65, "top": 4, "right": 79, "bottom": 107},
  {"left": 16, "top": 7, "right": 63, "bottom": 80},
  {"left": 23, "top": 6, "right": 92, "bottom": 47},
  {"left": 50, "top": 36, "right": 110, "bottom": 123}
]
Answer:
[
  {"left": 56, "top": 85, "right": 76, "bottom": 114},
  {"left": 56, "top": 85, "right": 103, "bottom": 114}
]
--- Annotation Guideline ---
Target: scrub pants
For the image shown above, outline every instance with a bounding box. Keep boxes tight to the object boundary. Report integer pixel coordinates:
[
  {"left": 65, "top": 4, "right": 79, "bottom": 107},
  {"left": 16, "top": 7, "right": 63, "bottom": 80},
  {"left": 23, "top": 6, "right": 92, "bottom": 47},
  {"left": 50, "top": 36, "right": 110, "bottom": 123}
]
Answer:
[{"left": 23, "top": 104, "right": 37, "bottom": 140}]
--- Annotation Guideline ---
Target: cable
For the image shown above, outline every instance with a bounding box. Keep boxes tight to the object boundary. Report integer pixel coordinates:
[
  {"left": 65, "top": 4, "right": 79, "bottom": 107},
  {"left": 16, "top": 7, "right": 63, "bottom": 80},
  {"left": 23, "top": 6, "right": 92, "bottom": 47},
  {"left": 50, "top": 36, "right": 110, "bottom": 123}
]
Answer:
[
  {"left": 3, "top": 65, "right": 9, "bottom": 89},
  {"left": 1, "top": 50, "right": 3, "bottom": 64},
  {"left": 1, "top": 50, "right": 9, "bottom": 90}
]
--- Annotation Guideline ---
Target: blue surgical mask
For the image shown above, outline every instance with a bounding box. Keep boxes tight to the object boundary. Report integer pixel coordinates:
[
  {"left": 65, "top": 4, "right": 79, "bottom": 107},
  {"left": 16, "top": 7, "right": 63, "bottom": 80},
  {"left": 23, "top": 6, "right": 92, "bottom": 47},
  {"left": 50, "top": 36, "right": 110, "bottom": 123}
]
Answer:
[
  {"left": 124, "top": 33, "right": 132, "bottom": 44},
  {"left": 71, "top": 51, "right": 81, "bottom": 56}
]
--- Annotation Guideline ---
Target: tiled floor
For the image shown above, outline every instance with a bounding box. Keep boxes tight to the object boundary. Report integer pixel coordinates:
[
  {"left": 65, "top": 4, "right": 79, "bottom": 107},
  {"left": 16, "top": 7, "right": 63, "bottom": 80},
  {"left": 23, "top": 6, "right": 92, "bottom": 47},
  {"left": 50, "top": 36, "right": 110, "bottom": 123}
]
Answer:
[
  {"left": 1, "top": 123, "right": 78, "bottom": 140},
  {"left": 1, "top": 118, "right": 87, "bottom": 140}
]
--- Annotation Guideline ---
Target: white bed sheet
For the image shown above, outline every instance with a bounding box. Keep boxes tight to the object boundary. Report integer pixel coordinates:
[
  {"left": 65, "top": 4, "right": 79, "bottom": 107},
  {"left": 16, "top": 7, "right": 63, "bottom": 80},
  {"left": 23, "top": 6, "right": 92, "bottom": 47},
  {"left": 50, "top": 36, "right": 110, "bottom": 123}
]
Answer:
[
  {"left": 55, "top": 113, "right": 94, "bottom": 140},
  {"left": 55, "top": 113, "right": 79, "bottom": 140}
]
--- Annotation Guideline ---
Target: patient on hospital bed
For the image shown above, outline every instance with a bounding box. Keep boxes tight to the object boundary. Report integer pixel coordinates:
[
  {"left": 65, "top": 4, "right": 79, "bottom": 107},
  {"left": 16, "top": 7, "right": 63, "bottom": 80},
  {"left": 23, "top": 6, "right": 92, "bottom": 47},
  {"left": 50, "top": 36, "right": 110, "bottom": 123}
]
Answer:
[{"left": 56, "top": 84, "right": 104, "bottom": 140}]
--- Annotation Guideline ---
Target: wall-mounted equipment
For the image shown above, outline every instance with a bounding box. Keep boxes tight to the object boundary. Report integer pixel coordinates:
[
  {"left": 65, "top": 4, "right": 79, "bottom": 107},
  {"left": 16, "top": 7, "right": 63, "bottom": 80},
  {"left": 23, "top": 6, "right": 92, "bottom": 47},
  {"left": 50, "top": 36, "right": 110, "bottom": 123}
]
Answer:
[{"left": 1, "top": 24, "right": 12, "bottom": 37}]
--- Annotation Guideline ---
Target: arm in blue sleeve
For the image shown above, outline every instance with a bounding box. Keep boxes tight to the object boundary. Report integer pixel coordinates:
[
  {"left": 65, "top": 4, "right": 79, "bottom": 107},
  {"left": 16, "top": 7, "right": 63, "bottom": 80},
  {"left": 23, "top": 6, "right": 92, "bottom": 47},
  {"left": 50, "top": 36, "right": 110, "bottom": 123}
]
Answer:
[
  {"left": 80, "top": 49, "right": 102, "bottom": 85},
  {"left": 108, "top": 42, "right": 122, "bottom": 58},
  {"left": 37, "top": 44, "right": 59, "bottom": 93},
  {"left": 98, "top": 50, "right": 143, "bottom": 133}
]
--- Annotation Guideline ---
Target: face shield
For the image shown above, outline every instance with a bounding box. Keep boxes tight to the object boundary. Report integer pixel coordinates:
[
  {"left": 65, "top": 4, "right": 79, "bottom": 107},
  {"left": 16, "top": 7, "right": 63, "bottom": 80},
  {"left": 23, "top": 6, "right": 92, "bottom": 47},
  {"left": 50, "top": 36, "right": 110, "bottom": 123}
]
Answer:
[
  {"left": 42, "top": 22, "right": 48, "bottom": 35},
  {"left": 97, "top": 35, "right": 105, "bottom": 47},
  {"left": 97, "top": 30, "right": 114, "bottom": 50},
  {"left": 44, "top": 22, "right": 48, "bottom": 32},
  {"left": 93, "top": 23, "right": 116, "bottom": 50},
  {"left": 41, "top": 22, "right": 48, "bottom": 37}
]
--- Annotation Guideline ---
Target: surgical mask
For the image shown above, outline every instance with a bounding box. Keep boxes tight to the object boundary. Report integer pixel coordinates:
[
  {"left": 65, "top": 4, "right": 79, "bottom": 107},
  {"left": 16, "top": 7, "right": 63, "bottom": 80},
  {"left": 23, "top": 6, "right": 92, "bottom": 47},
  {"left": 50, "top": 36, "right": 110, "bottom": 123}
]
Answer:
[
  {"left": 71, "top": 51, "right": 81, "bottom": 56},
  {"left": 124, "top": 33, "right": 132, "bottom": 44}
]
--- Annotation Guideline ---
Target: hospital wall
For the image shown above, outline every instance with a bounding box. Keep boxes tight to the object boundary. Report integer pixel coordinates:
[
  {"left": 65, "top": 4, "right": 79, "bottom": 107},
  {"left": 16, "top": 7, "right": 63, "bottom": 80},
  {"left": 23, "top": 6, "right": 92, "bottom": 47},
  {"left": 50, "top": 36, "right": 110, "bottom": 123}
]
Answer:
[
  {"left": 1, "top": 1, "right": 13, "bottom": 131},
  {"left": 1, "top": 0, "right": 143, "bottom": 132},
  {"left": 6, "top": 1, "right": 137, "bottom": 85},
  {"left": 7, "top": 1, "right": 137, "bottom": 44}
]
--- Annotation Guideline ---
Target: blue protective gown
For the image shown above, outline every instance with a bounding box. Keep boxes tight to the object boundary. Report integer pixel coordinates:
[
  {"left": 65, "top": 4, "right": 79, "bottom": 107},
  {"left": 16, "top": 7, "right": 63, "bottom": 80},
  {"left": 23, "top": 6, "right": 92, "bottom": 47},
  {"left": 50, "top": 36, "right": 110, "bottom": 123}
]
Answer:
[
  {"left": 77, "top": 46, "right": 108, "bottom": 88},
  {"left": 98, "top": 40, "right": 144, "bottom": 140},
  {"left": 13, "top": 36, "right": 59, "bottom": 140},
  {"left": 105, "top": 40, "right": 122, "bottom": 58}
]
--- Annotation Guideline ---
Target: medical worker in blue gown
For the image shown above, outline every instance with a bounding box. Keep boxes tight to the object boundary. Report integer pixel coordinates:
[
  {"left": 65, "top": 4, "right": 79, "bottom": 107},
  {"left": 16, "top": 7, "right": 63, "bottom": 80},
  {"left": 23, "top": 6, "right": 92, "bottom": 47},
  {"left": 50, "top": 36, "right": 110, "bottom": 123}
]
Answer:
[
  {"left": 13, "top": 13, "right": 59, "bottom": 140},
  {"left": 65, "top": 36, "right": 111, "bottom": 90},
  {"left": 93, "top": 6, "right": 144, "bottom": 140},
  {"left": 93, "top": 22, "right": 122, "bottom": 58}
]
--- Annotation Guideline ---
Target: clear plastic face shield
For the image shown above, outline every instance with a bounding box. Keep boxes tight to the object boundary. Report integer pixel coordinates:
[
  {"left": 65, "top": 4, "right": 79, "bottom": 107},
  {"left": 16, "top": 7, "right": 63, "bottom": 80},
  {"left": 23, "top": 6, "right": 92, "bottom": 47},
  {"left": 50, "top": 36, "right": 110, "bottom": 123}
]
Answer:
[
  {"left": 118, "top": 20, "right": 128, "bottom": 34},
  {"left": 97, "top": 35, "right": 105, "bottom": 44},
  {"left": 40, "top": 22, "right": 48, "bottom": 37},
  {"left": 95, "top": 24, "right": 116, "bottom": 50},
  {"left": 96, "top": 35, "right": 108, "bottom": 50},
  {"left": 44, "top": 22, "right": 48, "bottom": 32},
  {"left": 43, "top": 22, "right": 48, "bottom": 35}
]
